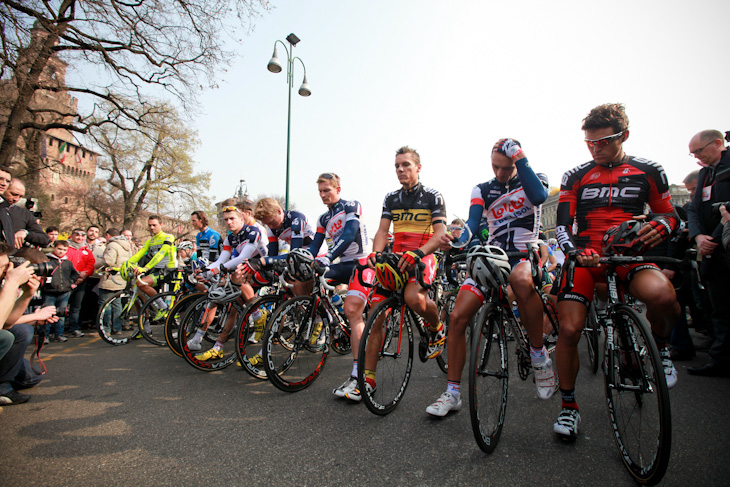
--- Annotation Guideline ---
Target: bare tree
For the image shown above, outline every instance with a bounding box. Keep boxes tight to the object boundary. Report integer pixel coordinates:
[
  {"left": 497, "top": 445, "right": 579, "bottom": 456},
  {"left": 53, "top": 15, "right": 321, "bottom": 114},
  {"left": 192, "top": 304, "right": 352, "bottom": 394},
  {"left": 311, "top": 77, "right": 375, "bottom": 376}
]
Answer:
[{"left": 0, "top": 0, "right": 271, "bottom": 167}]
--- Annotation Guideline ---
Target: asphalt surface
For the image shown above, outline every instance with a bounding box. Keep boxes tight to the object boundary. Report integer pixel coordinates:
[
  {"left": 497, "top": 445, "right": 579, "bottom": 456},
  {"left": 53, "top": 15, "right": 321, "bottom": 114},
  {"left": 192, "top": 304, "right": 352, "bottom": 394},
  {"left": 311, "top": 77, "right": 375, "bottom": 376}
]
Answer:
[{"left": 1, "top": 329, "right": 728, "bottom": 486}]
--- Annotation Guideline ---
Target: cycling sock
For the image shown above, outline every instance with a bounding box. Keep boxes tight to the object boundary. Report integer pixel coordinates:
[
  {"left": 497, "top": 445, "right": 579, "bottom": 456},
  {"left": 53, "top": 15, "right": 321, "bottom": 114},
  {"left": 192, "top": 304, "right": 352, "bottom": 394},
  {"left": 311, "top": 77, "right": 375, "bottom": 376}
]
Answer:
[
  {"left": 429, "top": 321, "right": 443, "bottom": 333},
  {"left": 153, "top": 297, "right": 167, "bottom": 309},
  {"left": 560, "top": 388, "right": 578, "bottom": 410},
  {"left": 192, "top": 329, "right": 205, "bottom": 342},
  {"left": 651, "top": 331, "right": 668, "bottom": 350},
  {"left": 213, "top": 341, "right": 223, "bottom": 351},
  {"left": 351, "top": 360, "right": 358, "bottom": 378},
  {"left": 447, "top": 380, "right": 461, "bottom": 400},
  {"left": 364, "top": 369, "right": 376, "bottom": 387},
  {"left": 251, "top": 309, "right": 262, "bottom": 321},
  {"left": 530, "top": 345, "right": 547, "bottom": 364}
]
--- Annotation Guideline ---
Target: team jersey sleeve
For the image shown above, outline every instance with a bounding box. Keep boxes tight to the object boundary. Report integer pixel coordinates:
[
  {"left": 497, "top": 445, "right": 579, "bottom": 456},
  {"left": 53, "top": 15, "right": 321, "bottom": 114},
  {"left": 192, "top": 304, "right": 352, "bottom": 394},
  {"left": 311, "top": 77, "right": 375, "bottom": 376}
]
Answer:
[
  {"left": 466, "top": 185, "right": 485, "bottom": 245},
  {"left": 641, "top": 159, "right": 679, "bottom": 232},
  {"left": 223, "top": 228, "right": 264, "bottom": 269},
  {"left": 207, "top": 236, "right": 232, "bottom": 272},
  {"left": 556, "top": 171, "right": 579, "bottom": 252},
  {"left": 515, "top": 158, "right": 548, "bottom": 205},
  {"left": 289, "top": 212, "right": 306, "bottom": 250},
  {"left": 327, "top": 200, "right": 362, "bottom": 260},
  {"left": 143, "top": 234, "right": 176, "bottom": 270},
  {"left": 128, "top": 238, "right": 151, "bottom": 265}
]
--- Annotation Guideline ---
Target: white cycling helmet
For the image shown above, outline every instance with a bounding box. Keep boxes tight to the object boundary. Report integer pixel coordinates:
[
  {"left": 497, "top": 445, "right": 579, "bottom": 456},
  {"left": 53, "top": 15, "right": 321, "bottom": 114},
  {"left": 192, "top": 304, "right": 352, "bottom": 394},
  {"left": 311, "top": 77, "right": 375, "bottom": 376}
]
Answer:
[
  {"left": 177, "top": 241, "right": 194, "bottom": 252},
  {"left": 208, "top": 279, "right": 241, "bottom": 304},
  {"left": 466, "top": 245, "right": 511, "bottom": 289}
]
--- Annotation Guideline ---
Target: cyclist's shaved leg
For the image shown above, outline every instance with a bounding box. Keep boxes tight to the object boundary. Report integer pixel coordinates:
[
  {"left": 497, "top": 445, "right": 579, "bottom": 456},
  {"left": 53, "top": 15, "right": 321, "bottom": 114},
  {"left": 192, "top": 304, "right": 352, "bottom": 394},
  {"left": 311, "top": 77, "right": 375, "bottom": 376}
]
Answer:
[
  {"left": 627, "top": 268, "right": 680, "bottom": 338},
  {"left": 510, "top": 261, "right": 544, "bottom": 349},
  {"left": 137, "top": 275, "right": 158, "bottom": 298},
  {"left": 555, "top": 300, "right": 589, "bottom": 391},
  {"left": 446, "top": 291, "right": 482, "bottom": 383},
  {"left": 403, "top": 282, "right": 439, "bottom": 328}
]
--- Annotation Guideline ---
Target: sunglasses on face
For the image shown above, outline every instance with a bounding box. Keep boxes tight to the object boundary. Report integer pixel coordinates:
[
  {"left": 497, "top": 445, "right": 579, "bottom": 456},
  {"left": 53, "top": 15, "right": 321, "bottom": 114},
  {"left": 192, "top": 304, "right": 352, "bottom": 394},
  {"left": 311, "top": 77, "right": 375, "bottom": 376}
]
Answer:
[
  {"left": 584, "top": 131, "right": 624, "bottom": 148},
  {"left": 73, "top": 232, "right": 86, "bottom": 236},
  {"left": 222, "top": 206, "right": 240, "bottom": 213}
]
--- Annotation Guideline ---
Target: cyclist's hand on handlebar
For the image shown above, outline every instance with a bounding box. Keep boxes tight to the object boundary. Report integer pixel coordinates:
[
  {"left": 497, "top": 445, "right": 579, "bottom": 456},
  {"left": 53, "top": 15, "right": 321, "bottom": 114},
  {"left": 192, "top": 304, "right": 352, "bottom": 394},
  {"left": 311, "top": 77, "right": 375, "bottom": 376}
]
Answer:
[
  {"left": 240, "top": 261, "right": 256, "bottom": 276},
  {"left": 639, "top": 218, "right": 672, "bottom": 248},
  {"left": 576, "top": 248, "right": 600, "bottom": 267},
  {"left": 314, "top": 256, "right": 330, "bottom": 268},
  {"left": 399, "top": 249, "right": 423, "bottom": 272},
  {"left": 367, "top": 252, "right": 380, "bottom": 269}
]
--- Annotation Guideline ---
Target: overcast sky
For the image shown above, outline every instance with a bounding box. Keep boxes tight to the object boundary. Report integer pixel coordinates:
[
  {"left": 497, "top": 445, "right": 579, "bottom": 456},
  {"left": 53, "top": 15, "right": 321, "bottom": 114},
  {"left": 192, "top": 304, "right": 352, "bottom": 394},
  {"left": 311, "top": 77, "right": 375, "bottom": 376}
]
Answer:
[{"left": 182, "top": 0, "right": 728, "bottom": 233}]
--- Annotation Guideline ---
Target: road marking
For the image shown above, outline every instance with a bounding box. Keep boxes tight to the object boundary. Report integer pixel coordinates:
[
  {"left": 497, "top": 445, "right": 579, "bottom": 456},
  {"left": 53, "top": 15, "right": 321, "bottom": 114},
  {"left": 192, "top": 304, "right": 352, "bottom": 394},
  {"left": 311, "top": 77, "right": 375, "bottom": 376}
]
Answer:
[{"left": 41, "top": 335, "right": 102, "bottom": 361}]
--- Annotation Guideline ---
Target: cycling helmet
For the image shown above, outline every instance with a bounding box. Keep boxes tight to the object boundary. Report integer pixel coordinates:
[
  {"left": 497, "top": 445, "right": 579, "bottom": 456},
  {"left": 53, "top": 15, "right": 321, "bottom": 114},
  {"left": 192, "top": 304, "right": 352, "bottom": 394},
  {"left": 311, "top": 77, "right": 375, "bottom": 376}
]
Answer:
[
  {"left": 119, "top": 261, "right": 137, "bottom": 282},
  {"left": 374, "top": 253, "right": 408, "bottom": 291},
  {"left": 177, "top": 241, "right": 194, "bottom": 252},
  {"left": 602, "top": 220, "right": 645, "bottom": 256},
  {"left": 208, "top": 279, "right": 242, "bottom": 303},
  {"left": 286, "top": 248, "right": 314, "bottom": 281},
  {"left": 466, "top": 245, "right": 511, "bottom": 289}
]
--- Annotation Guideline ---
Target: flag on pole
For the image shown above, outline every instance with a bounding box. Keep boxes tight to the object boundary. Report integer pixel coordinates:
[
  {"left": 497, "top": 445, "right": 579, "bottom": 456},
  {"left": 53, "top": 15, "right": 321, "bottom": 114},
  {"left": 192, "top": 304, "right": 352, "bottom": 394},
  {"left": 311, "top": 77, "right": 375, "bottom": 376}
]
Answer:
[
  {"left": 58, "top": 141, "right": 67, "bottom": 164},
  {"left": 75, "top": 150, "right": 82, "bottom": 164}
]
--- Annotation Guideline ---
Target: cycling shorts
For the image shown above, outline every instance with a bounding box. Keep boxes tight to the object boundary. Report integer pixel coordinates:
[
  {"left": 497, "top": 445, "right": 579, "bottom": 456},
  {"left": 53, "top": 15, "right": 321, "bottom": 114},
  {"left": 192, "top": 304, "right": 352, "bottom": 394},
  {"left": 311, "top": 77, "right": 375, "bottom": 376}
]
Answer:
[
  {"left": 557, "top": 263, "right": 658, "bottom": 307},
  {"left": 144, "top": 268, "right": 176, "bottom": 288},
  {"left": 371, "top": 254, "right": 437, "bottom": 305}
]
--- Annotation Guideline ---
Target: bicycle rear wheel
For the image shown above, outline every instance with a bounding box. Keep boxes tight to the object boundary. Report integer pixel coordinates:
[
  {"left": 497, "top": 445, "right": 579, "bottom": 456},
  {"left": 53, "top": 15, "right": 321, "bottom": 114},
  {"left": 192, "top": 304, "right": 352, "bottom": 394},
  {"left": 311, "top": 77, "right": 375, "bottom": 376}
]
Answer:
[
  {"left": 96, "top": 290, "right": 144, "bottom": 345},
  {"left": 179, "top": 297, "right": 241, "bottom": 371},
  {"left": 263, "top": 295, "right": 329, "bottom": 392},
  {"left": 436, "top": 289, "right": 458, "bottom": 373},
  {"left": 139, "top": 291, "right": 178, "bottom": 346},
  {"left": 585, "top": 301, "right": 601, "bottom": 374},
  {"left": 164, "top": 292, "right": 206, "bottom": 357},
  {"left": 468, "top": 303, "right": 508, "bottom": 454},
  {"left": 358, "top": 298, "right": 413, "bottom": 416},
  {"left": 605, "top": 304, "right": 671, "bottom": 485},
  {"left": 235, "top": 294, "right": 282, "bottom": 380}
]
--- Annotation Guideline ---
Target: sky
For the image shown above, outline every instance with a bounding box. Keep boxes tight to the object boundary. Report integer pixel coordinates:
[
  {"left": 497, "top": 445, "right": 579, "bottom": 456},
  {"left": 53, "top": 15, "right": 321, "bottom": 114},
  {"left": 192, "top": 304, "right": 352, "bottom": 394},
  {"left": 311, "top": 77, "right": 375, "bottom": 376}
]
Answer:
[{"left": 151, "top": 1, "right": 730, "bottom": 233}]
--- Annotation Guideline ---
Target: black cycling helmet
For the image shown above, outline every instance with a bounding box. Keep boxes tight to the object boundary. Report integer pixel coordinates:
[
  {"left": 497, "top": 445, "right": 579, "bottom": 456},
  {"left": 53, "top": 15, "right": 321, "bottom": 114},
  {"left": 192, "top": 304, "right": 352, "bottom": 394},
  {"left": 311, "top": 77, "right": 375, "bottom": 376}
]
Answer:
[{"left": 602, "top": 220, "right": 646, "bottom": 256}]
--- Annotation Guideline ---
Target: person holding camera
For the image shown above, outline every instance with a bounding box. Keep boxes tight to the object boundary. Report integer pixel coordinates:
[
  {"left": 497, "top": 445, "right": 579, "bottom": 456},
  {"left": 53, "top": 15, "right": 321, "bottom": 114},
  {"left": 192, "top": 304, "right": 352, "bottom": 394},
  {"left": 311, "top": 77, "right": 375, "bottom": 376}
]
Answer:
[{"left": 687, "top": 129, "right": 730, "bottom": 377}]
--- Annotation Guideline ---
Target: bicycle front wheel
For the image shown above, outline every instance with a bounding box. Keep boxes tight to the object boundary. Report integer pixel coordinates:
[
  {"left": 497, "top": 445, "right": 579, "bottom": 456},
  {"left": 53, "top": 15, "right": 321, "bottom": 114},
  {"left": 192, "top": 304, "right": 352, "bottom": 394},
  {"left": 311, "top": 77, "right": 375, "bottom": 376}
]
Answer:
[
  {"left": 585, "top": 301, "right": 601, "bottom": 374},
  {"left": 235, "top": 294, "right": 283, "bottom": 381},
  {"left": 469, "top": 303, "right": 508, "bottom": 454},
  {"left": 263, "top": 295, "right": 329, "bottom": 392},
  {"left": 179, "top": 297, "right": 241, "bottom": 371},
  {"left": 96, "top": 290, "right": 144, "bottom": 345},
  {"left": 604, "top": 304, "right": 671, "bottom": 485},
  {"left": 139, "top": 291, "right": 178, "bottom": 346},
  {"left": 358, "top": 298, "right": 413, "bottom": 416},
  {"left": 164, "top": 292, "right": 206, "bottom": 357},
  {"left": 436, "top": 289, "right": 458, "bottom": 374}
]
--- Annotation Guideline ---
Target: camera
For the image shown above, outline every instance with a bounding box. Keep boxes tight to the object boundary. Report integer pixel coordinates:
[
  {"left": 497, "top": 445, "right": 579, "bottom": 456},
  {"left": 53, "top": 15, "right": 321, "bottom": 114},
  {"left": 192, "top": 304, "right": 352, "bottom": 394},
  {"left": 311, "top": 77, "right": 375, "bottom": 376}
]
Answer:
[{"left": 8, "top": 256, "right": 53, "bottom": 277}]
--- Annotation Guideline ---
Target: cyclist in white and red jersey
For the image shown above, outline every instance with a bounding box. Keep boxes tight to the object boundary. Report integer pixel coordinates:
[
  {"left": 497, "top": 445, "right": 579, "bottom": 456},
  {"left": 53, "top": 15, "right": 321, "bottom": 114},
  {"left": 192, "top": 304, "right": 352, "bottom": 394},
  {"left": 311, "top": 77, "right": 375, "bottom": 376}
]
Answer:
[
  {"left": 427, "top": 138, "right": 555, "bottom": 417},
  {"left": 354, "top": 146, "right": 447, "bottom": 401},
  {"left": 553, "top": 103, "right": 680, "bottom": 440},
  {"left": 302, "top": 173, "right": 375, "bottom": 401}
]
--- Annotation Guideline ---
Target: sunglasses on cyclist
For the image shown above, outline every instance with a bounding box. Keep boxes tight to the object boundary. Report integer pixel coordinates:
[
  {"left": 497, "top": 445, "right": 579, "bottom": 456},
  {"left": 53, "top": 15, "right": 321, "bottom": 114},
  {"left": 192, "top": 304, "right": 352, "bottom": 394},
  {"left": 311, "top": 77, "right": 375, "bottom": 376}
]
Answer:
[
  {"left": 584, "top": 132, "right": 624, "bottom": 148},
  {"left": 222, "top": 206, "right": 240, "bottom": 213}
]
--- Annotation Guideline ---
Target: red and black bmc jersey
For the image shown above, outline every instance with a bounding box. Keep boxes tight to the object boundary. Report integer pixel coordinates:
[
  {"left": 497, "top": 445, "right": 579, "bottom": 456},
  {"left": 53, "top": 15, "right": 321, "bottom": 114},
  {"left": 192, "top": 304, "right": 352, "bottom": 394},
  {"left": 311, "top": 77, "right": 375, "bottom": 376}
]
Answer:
[
  {"left": 556, "top": 155, "right": 677, "bottom": 254},
  {"left": 381, "top": 183, "right": 446, "bottom": 253}
]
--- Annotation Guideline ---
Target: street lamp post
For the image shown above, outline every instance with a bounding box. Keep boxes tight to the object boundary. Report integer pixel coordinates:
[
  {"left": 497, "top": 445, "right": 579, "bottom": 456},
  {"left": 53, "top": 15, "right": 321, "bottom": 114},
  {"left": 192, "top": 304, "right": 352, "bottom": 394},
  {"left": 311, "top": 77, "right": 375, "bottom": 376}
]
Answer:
[{"left": 267, "top": 33, "right": 311, "bottom": 210}]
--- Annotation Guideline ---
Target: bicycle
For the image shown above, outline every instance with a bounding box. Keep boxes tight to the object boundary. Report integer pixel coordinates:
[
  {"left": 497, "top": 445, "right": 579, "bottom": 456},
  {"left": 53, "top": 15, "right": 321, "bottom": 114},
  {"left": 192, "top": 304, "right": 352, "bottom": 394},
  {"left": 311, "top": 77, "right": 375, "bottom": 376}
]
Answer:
[
  {"left": 559, "top": 250, "right": 697, "bottom": 485},
  {"left": 356, "top": 252, "right": 446, "bottom": 415},
  {"left": 468, "top": 243, "right": 560, "bottom": 453},
  {"left": 262, "top": 262, "right": 352, "bottom": 392},
  {"left": 138, "top": 267, "right": 194, "bottom": 346},
  {"left": 164, "top": 291, "right": 207, "bottom": 357},
  {"left": 96, "top": 269, "right": 146, "bottom": 345}
]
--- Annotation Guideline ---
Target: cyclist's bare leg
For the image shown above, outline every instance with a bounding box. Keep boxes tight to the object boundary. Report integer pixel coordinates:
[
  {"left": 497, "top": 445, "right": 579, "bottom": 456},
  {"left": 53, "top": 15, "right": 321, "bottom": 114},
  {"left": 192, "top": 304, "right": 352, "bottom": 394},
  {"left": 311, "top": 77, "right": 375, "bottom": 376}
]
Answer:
[
  {"left": 403, "top": 281, "right": 439, "bottom": 326},
  {"left": 215, "top": 282, "right": 255, "bottom": 343},
  {"left": 627, "top": 267, "right": 680, "bottom": 338},
  {"left": 344, "top": 294, "right": 367, "bottom": 360},
  {"left": 446, "top": 291, "right": 482, "bottom": 382},
  {"left": 510, "top": 261, "right": 545, "bottom": 349},
  {"left": 555, "top": 300, "right": 588, "bottom": 390},
  {"left": 363, "top": 308, "right": 386, "bottom": 372},
  {"left": 136, "top": 275, "right": 158, "bottom": 299}
]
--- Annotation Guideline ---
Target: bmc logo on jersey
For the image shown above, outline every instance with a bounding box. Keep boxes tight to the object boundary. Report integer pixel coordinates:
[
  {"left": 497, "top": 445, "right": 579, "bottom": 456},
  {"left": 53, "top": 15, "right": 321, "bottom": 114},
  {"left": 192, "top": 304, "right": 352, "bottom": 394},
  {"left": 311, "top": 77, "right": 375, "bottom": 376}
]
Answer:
[
  {"left": 490, "top": 197, "right": 525, "bottom": 220},
  {"left": 589, "top": 171, "right": 602, "bottom": 181},
  {"left": 392, "top": 209, "right": 431, "bottom": 222},
  {"left": 582, "top": 186, "right": 641, "bottom": 199}
]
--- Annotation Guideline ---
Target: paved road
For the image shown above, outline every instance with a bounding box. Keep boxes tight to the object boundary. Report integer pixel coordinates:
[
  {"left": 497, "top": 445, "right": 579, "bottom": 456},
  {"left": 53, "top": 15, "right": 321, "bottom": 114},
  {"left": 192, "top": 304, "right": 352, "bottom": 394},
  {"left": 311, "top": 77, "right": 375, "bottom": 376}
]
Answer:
[{"left": 2, "top": 330, "right": 728, "bottom": 486}]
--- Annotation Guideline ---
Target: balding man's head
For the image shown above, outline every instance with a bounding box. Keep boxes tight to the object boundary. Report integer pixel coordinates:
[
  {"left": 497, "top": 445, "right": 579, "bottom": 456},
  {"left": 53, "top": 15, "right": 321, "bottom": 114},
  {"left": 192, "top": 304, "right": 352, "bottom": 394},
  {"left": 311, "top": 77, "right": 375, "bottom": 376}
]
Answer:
[{"left": 4, "top": 179, "right": 25, "bottom": 205}]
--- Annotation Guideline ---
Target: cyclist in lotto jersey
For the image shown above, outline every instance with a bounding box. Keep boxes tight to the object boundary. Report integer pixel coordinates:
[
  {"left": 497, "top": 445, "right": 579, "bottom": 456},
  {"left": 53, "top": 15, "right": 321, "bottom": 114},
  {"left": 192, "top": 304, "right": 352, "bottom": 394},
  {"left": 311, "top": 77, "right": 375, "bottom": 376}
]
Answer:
[
  {"left": 187, "top": 203, "right": 268, "bottom": 361},
  {"left": 127, "top": 215, "right": 177, "bottom": 314},
  {"left": 303, "top": 172, "right": 375, "bottom": 401},
  {"left": 426, "top": 138, "right": 555, "bottom": 417},
  {"left": 356, "top": 146, "right": 447, "bottom": 401},
  {"left": 553, "top": 103, "right": 680, "bottom": 440},
  {"left": 253, "top": 198, "right": 317, "bottom": 258},
  {"left": 191, "top": 210, "right": 221, "bottom": 262}
]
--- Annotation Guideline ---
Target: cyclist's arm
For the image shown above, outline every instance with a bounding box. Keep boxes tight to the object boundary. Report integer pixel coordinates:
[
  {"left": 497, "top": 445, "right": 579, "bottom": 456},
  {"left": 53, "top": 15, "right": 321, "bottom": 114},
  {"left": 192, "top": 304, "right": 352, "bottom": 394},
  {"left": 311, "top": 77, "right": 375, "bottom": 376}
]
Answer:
[
  {"left": 207, "top": 236, "right": 232, "bottom": 272},
  {"left": 327, "top": 219, "right": 360, "bottom": 261},
  {"left": 556, "top": 171, "right": 579, "bottom": 253},
  {"left": 420, "top": 218, "right": 447, "bottom": 256},
  {"left": 141, "top": 236, "right": 175, "bottom": 271},
  {"left": 307, "top": 231, "right": 326, "bottom": 257},
  {"left": 372, "top": 217, "right": 392, "bottom": 254},
  {"left": 127, "top": 239, "right": 151, "bottom": 265},
  {"left": 515, "top": 157, "right": 548, "bottom": 205}
]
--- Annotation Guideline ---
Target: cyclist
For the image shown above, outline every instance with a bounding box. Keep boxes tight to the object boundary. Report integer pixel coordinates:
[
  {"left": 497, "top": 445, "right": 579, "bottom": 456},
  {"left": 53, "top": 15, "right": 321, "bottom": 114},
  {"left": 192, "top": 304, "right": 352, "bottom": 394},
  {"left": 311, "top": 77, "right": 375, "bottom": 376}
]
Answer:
[
  {"left": 191, "top": 210, "right": 221, "bottom": 262},
  {"left": 302, "top": 172, "right": 375, "bottom": 400},
  {"left": 126, "top": 215, "right": 178, "bottom": 317},
  {"left": 428, "top": 138, "right": 554, "bottom": 417},
  {"left": 553, "top": 103, "right": 680, "bottom": 440},
  {"left": 355, "top": 146, "right": 447, "bottom": 400},
  {"left": 187, "top": 203, "right": 268, "bottom": 361}
]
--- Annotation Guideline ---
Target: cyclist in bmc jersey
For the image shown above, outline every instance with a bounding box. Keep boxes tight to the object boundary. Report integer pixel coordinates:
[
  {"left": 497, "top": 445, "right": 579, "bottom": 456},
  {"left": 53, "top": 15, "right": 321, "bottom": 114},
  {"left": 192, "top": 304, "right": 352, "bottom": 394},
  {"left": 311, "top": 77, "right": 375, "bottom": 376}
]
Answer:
[
  {"left": 188, "top": 203, "right": 269, "bottom": 361},
  {"left": 191, "top": 210, "right": 221, "bottom": 262},
  {"left": 303, "top": 173, "right": 375, "bottom": 401},
  {"left": 427, "top": 138, "right": 554, "bottom": 417},
  {"left": 127, "top": 215, "right": 177, "bottom": 311},
  {"left": 356, "top": 146, "right": 447, "bottom": 401},
  {"left": 553, "top": 103, "right": 680, "bottom": 440}
]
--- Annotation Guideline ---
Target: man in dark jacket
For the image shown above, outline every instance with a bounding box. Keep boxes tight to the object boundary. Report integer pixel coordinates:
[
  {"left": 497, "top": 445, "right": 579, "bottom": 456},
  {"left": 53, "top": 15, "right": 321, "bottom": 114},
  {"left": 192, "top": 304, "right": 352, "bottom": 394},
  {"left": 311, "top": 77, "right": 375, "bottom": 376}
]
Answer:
[
  {"left": 0, "top": 166, "right": 15, "bottom": 247},
  {"left": 3, "top": 178, "right": 49, "bottom": 249},
  {"left": 687, "top": 129, "right": 730, "bottom": 376}
]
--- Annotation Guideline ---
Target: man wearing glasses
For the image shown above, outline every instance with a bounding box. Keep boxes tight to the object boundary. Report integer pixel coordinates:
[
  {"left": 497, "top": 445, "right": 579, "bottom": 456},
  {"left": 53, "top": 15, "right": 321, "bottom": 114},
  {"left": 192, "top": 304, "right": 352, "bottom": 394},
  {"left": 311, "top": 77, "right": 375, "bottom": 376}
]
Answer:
[
  {"left": 686, "top": 130, "right": 730, "bottom": 377},
  {"left": 66, "top": 228, "right": 96, "bottom": 337},
  {"left": 553, "top": 103, "right": 680, "bottom": 440}
]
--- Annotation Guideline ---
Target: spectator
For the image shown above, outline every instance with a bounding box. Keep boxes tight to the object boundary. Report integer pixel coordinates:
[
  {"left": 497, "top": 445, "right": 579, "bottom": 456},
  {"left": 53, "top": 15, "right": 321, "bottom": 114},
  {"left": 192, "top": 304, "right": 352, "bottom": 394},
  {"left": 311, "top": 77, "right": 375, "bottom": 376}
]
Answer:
[
  {"left": 121, "top": 229, "right": 137, "bottom": 253},
  {"left": 41, "top": 240, "right": 79, "bottom": 342},
  {"left": 65, "top": 228, "right": 95, "bottom": 338},
  {"left": 0, "top": 166, "right": 15, "bottom": 247},
  {"left": 722, "top": 205, "right": 730, "bottom": 252},
  {"left": 98, "top": 228, "right": 133, "bottom": 334},
  {"left": 0, "top": 242, "right": 56, "bottom": 405},
  {"left": 81, "top": 225, "right": 105, "bottom": 329},
  {"left": 3, "top": 178, "right": 49, "bottom": 249},
  {"left": 43, "top": 225, "right": 59, "bottom": 253},
  {"left": 687, "top": 129, "right": 730, "bottom": 377}
]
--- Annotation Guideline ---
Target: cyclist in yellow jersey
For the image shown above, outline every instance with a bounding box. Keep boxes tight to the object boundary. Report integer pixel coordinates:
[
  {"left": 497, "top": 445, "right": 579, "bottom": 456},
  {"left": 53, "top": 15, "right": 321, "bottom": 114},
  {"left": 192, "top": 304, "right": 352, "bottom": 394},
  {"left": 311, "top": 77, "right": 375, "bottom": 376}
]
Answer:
[{"left": 126, "top": 215, "right": 177, "bottom": 308}]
